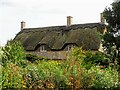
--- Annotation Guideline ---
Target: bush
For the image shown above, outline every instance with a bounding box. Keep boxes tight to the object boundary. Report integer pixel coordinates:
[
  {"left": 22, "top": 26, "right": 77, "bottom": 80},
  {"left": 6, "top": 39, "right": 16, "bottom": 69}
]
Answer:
[
  {"left": 84, "top": 51, "right": 109, "bottom": 69},
  {"left": 0, "top": 46, "right": 3, "bottom": 65},
  {"left": 2, "top": 40, "right": 25, "bottom": 66},
  {"left": 69, "top": 47, "right": 120, "bottom": 89},
  {"left": 71, "top": 48, "right": 109, "bottom": 69},
  {"left": 25, "top": 61, "right": 63, "bottom": 89},
  {"left": 26, "top": 54, "right": 44, "bottom": 62},
  {"left": 2, "top": 63, "right": 25, "bottom": 89},
  {"left": 25, "top": 59, "right": 92, "bottom": 89},
  {"left": 0, "top": 64, "right": 2, "bottom": 90},
  {"left": 71, "top": 47, "right": 86, "bottom": 61},
  {"left": 2, "top": 59, "right": 119, "bottom": 89},
  {"left": 1, "top": 45, "right": 120, "bottom": 89},
  {"left": 88, "top": 66, "right": 120, "bottom": 89}
]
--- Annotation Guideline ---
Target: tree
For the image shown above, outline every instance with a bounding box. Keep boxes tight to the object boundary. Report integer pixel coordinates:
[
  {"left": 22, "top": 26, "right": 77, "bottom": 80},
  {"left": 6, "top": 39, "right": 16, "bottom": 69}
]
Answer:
[
  {"left": 103, "top": 1, "right": 120, "bottom": 61},
  {"left": 2, "top": 40, "right": 25, "bottom": 66},
  {"left": 103, "top": 1, "right": 120, "bottom": 32}
]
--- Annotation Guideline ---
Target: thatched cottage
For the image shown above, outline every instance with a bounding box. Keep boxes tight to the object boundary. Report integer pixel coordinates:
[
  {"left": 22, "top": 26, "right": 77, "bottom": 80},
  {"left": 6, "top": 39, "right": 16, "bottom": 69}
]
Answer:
[{"left": 14, "top": 14, "right": 107, "bottom": 59}]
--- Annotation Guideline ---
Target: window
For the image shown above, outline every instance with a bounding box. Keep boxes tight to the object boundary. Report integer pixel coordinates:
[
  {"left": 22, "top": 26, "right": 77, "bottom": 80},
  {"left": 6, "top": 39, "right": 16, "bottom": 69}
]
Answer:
[
  {"left": 67, "top": 44, "right": 75, "bottom": 51},
  {"left": 40, "top": 45, "right": 46, "bottom": 52}
]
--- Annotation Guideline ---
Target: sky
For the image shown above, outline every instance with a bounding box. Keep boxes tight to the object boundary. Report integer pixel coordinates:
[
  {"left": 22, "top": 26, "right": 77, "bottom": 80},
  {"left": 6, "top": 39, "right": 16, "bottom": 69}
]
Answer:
[{"left": 0, "top": 0, "right": 113, "bottom": 46}]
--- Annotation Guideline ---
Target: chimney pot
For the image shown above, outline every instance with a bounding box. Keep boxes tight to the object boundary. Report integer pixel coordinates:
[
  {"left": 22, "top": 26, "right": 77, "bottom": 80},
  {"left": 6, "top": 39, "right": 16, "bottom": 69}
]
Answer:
[
  {"left": 21, "top": 21, "right": 26, "bottom": 30},
  {"left": 67, "top": 16, "right": 73, "bottom": 26}
]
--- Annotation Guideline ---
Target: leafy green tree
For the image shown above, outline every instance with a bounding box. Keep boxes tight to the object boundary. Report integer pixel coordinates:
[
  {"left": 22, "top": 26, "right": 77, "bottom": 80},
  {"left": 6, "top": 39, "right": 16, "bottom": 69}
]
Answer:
[
  {"left": 103, "top": 1, "right": 120, "bottom": 61},
  {"left": 2, "top": 40, "right": 25, "bottom": 66}
]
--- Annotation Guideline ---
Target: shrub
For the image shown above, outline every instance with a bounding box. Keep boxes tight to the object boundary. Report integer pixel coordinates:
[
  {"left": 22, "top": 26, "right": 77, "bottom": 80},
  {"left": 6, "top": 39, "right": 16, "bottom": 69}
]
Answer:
[
  {"left": 25, "top": 61, "right": 65, "bottom": 89},
  {"left": 2, "top": 59, "right": 119, "bottom": 89},
  {"left": 0, "top": 64, "right": 2, "bottom": 90},
  {"left": 71, "top": 48, "right": 109, "bottom": 69},
  {"left": 71, "top": 47, "right": 86, "bottom": 61},
  {"left": 2, "top": 63, "right": 25, "bottom": 89},
  {"left": 83, "top": 51, "right": 109, "bottom": 69},
  {"left": 2, "top": 40, "right": 25, "bottom": 66},
  {"left": 82, "top": 69, "right": 94, "bottom": 89},
  {"left": 25, "top": 59, "right": 90, "bottom": 89},
  {"left": 88, "top": 66, "right": 120, "bottom": 89},
  {"left": 60, "top": 59, "right": 83, "bottom": 89},
  {"left": 70, "top": 47, "right": 120, "bottom": 89},
  {"left": 1, "top": 45, "right": 120, "bottom": 89},
  {"left": 0, "top": 46, "right": 3, "bottom": 65},
  {"left": 26, "top": 53, "right": 44, "bottom": 62}
]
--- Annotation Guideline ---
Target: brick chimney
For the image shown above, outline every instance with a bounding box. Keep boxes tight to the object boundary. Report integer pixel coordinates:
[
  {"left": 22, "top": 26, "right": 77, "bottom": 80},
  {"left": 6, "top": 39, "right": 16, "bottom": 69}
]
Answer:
[
  {"left": 67, "top": 16, "right": 73, "bottom": 26},
  {"left": 100, "top": 13, "right": 105, "bottom": 24},
  {"left": 21, "top": 21, "right": 26, "bottom": 30}
]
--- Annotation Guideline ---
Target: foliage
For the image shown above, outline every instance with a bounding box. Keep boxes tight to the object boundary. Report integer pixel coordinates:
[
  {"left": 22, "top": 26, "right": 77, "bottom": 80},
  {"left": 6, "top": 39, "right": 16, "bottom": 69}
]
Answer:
[
  {"left": 22, "top": 47, "right": 120, "bottom": 89},
  {"left": 2, "top": 40, "right": 25, "bottom": 66},
  {"left": 103, "top": 2, "right": 120, "bottom": 31},
  {"left": 71, "top": 48, "right": 109, "bottom": 69},
  {"left": 25, "top": 61, "right": 64, "bottom": 89},
  {"left": 103, "top": 33, "right": 120, "bottom": 62},
  {"left": 0, "top": 46, "right": 3, "bottom": 65},
  {"left": 116, "top": 36, "right": 120, "bottom": 47},
  {"left": 103, "top": 33, "right": 115, "bottom": 44},
  {"left": 19, "top": 59, "right": 120, "bottom": 89},
  {"left": 70, "top": 46, "right": 120, "bottom": 89},
  {"left": 103, "top": 2, "right": 120, "bottom": 60},
  {"left": 26, "top": 53, "right": 44, "bottom": 62},
  {"left": 2, "top": 59, "right": 120, "bottom": 89},
  {"left": 0, "top": 64, "right": 2, "bottom": 90},
  {"left": 85, "top": 51, "right": 108, "bottom": 64},
  {"left": 71, "top": 47, "right": 86, "bottom": 61},
  {"left": 1, "top": 42, "right": 120, "bottom": 89},
  {"left": 2, "top": 63, "right": 25, "bottom": 89},
  {"left": 25, "top": 60, "right": 85, "bottom": 89},
  {"left": 88, "top": 66, "right": 120, "bottom": 89},
  {"left": 61, "top": 59, "right": 84, "bottom": 89}
]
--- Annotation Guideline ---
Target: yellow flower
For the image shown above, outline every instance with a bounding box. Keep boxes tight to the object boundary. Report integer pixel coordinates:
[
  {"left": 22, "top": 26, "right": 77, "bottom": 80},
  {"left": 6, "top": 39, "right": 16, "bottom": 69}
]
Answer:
[{"left": 22, "top": 85, "right": 26, "bottom": 88}]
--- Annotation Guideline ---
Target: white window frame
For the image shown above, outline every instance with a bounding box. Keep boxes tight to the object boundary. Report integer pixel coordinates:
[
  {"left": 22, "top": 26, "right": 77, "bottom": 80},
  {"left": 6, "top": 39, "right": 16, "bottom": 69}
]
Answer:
[{"left": 40, "top": 45, "right": 46, "bottom": 52}]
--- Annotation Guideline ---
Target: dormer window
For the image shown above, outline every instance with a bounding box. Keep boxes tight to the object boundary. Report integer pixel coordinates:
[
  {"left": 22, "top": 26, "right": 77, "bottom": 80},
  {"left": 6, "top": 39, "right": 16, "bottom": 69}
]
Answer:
[
  {"left": 40, "top": 45, "right": 46, "bottom": 52},
  {"left": 67, "top": 44, "right": 75, "bottom": 51}
]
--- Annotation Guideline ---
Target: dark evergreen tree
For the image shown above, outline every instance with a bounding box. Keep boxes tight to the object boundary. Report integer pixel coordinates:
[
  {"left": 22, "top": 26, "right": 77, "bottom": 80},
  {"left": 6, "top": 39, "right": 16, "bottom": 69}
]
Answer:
[
  {"left": 103, "top": 1, "right": 120, "bottom": 62},
  {"left": 104, "top": 1, "right": 120, "bottom": 32}
]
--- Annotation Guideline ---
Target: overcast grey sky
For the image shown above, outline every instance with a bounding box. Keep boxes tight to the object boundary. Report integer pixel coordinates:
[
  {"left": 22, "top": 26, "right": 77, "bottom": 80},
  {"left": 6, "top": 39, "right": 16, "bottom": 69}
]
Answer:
[{"left": 0, "top": 0, "right": 113, "bottom": 46}]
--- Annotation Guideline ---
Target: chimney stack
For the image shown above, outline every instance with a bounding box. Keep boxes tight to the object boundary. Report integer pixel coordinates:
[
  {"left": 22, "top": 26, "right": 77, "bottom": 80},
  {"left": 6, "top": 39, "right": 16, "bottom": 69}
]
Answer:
[
  {"left": 21, "top": 21, "right": 26, "bottom": 30},
  {"left": 67, "top": 16, "right": 73, "bottom": 26},
  {"left": 100, "top": 13, "right": 105, "bottom": 24}
]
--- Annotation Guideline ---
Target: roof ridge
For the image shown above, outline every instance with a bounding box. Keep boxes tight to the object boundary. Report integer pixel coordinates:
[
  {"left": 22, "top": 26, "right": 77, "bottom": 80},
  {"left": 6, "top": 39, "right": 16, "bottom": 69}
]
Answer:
[{"left": 22, "top": 22, "right": 104, "bottom": 31}]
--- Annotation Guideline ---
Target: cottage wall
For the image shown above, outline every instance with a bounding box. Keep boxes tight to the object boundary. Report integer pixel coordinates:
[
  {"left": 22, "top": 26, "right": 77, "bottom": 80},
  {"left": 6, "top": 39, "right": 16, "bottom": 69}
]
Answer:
[{"left": 27, "top": 51, "right": 71, "bottom": 60}]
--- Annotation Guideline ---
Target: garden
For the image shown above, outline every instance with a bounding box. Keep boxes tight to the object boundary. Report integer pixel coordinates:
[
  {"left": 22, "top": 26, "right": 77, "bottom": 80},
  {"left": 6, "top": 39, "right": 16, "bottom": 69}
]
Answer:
[
  {"left": 0, "top": 40, "right": 120, "bottom": 89},
  {"left": 1, "top": 1, "right": 120, "bottom": 90}
]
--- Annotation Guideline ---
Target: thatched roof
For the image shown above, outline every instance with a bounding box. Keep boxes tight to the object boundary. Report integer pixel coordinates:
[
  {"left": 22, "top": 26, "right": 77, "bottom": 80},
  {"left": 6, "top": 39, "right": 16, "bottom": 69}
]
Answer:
[{"left": 14, "top": 23, "right": 106, "bottom": 51}]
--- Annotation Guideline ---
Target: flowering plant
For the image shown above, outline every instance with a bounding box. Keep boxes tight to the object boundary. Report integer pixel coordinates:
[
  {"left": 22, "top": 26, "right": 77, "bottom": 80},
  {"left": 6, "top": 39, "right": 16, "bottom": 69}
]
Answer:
[{"left": 88, "top": 65, "right": 120, "bottom": 89}]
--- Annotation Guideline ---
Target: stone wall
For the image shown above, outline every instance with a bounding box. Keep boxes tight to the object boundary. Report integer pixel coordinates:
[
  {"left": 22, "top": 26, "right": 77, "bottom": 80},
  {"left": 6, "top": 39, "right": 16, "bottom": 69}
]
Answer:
[{"left": 27, "top": 51, "right": 71, "bottom": 60}]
